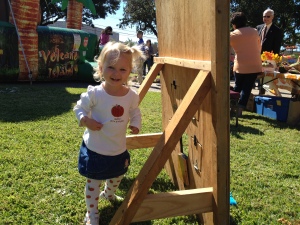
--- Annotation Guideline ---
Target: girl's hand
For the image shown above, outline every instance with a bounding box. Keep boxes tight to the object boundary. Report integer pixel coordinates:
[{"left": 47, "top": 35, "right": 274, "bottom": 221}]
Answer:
[
  {"left": 81, "top": 117, "right": 103, "bottom": 131},
  {"left": 129, "top": 126, "right": 139, "bottom": 134}
]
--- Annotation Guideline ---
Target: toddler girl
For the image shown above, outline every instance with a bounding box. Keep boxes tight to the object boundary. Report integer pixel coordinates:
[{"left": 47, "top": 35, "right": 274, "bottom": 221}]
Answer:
[{"left": 74, "top": 42, "right": 145, "bottom": 225}]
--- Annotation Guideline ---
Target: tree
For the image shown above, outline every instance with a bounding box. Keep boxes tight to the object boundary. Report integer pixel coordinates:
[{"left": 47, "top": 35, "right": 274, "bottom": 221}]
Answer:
[
  {"left": 40, "top": 0, "right": 120, "bottom": 27},
  {"left": 230, "top": 0, "right": 300, "bottom": 47},
  {"left": 123, "top": 38, "right": 135, "bottom": 46},
  {"left": 118, "top": 0, "right": 300, "bottom": 47},
  {"left": 118, "top": 0, "right": 157, "bottom": 37}
]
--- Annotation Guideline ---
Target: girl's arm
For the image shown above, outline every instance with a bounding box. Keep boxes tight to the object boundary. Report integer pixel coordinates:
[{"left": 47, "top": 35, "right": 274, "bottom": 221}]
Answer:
[
  {"left": 128, "top": 93, "right": 142, "bottom": 132},
  {"left": 80, "top": 116, "right": 103, "bottom": 131},
  {"left": 73, "top": 85, "right": 103, "bottom": 131}
]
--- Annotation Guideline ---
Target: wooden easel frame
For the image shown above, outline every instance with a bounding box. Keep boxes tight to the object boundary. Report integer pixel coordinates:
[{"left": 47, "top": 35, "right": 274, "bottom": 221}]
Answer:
[
  {"left": 110, "top": 0, "right": 230, "bottom": 224},
  {"left": 110, "top": 58, "right": 225, "bottom": 224}
]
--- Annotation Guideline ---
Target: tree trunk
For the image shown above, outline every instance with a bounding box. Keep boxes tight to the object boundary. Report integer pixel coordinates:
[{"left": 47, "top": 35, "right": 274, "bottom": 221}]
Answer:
[
  {"left": 66, "top": 0, "right": 83, "bottom": 30},
  {"left": 10, "top": 0, "right": 40, "bottom": 81}
]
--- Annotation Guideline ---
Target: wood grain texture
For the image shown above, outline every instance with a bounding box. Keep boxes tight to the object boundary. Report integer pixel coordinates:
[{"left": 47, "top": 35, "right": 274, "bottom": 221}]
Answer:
[
  {"left": 138, "top": 63, "right": 163, "bottom": 103},
  {"left": 155, "top": 0, "right": 230, "bottom": 224},
  {"left": 154, "top": 57, "right": 211, "bottom": 71},
  {"left": 126, "top": 133, "right": 162, "bottom": 149},
  {"left": 110, "top": 0, "right": 230, "bottom": 224},
  {"left": 109, "top": 71, "right": 211, "bottom": 225},
  {"left": 132, "top": 188, "right": 213, "bottom": 222}
]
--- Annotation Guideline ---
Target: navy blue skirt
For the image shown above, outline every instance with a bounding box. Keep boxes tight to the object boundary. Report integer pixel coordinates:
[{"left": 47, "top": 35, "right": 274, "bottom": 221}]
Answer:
[{"left": 78, "top": 141, "right": 130, "bottom": 180}]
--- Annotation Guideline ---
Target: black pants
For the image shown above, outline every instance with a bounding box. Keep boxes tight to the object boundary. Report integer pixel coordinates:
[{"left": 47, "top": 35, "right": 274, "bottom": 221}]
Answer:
[
  {"left": 233, "top": 72, "right": 259, "bottom": 108},
  {"left": 143, "top": 58, "right": 153, "bottom": 75}
]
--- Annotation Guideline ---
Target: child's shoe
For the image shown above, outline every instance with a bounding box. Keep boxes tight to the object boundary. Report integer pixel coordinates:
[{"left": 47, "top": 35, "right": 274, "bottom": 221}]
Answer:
[
  {"left": 84, "top": 212, "right": 99, "bottom": 225},
  {"left": 99, "top": 191, "right": 124, "bottom": 202}
]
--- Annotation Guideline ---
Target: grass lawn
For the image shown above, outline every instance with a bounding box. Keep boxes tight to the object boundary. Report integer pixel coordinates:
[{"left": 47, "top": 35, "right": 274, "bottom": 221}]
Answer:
[{"left": 0, "top": 82, "right": 299, "bottom": 224}]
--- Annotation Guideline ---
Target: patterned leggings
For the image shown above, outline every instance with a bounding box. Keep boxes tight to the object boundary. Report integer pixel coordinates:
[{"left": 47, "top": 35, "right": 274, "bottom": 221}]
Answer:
[{"left": 85, "top": 175, "right": 124, "bottom": 215}]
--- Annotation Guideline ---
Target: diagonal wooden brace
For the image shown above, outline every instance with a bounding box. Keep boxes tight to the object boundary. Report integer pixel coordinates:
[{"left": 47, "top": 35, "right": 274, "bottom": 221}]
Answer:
[
  {"left": 110, "top": 70, "right": 212, "bottom": 225},
  {"left": 138, "top": 63, "right": 164, "bottom": 104}
]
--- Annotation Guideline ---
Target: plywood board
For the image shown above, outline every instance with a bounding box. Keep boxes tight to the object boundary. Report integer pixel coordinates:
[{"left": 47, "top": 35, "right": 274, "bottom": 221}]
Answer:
[
  {"left": 110, "top": 71, "right": 211, "bottom": 225},
  {"left": 155, "top": 0, "right": 230, "bottom": 224}
]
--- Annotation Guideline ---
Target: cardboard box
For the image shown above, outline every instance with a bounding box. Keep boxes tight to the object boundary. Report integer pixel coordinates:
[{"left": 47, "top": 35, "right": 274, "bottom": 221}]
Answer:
[
  {"left": 246, "top": 93, "right": 255, "bottom": 112},
  {"left": 255, "top": 96, "right": 290, "bottom": 122},
  {"left": 287, "top": 100, "right": 300, "bottom": 125}
]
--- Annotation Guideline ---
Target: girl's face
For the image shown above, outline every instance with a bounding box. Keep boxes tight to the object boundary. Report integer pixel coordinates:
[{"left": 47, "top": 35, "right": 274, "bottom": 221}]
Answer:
[{"left": 101, "top": 53, "right": 132, "bottom": 87}]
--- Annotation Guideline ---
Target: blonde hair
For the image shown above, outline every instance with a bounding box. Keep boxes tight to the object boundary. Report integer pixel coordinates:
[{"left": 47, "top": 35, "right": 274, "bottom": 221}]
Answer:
[{"left": 93, "top": 42, "right": 146, "bottom": 82}]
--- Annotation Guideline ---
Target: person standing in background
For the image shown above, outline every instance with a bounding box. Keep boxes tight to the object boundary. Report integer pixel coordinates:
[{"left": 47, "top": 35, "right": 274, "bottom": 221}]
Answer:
[
  {"left": 143, "top": 39, "right": 154, "bottom": 76},
  {"left": 256, "top": 9, "right": 283, "bottom": 93},
  {"left": 230, "top": 12, "right": 262, "bottom": 116},
  {"left": 95, "top": 26, "right": 113, "bottom": 57},
  {"left": 256, "top": 9, "right": 283, "bottom": 54},
  {"left": 136, "top": 31, "right": 145, "bottom": 84},
  {"left": 99, "top": 26, "right": 113, "bottom": 47}
]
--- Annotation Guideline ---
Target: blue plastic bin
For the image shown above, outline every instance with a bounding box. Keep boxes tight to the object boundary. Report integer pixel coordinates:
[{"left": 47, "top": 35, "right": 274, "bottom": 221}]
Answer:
[{"left": 254, "top": 96, "right": 290, "bottom": 122}]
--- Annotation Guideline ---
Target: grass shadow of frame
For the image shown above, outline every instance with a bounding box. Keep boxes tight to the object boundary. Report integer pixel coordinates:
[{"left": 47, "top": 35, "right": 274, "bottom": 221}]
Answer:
[
  {"left": 0, "top": 81, "right": 96, "bottom": 122},
  {"left": 230, "top": 113, "right": 300, "bottom": 139},
  {"left": 99, "top": 176, "right": 199, "bottom": 225}
]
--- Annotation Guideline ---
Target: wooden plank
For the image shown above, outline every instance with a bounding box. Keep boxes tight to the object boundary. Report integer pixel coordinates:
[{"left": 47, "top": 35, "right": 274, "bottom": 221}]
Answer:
[
  {"left": 154, "top": 57, "right": 211, "bottom": 71},
  {"left": 138, "top": 63, "right": 164, "bottom": 104},
  {"left": 132, "top": 188, "right": 213, "bottom": 222},
  {"left": 210, "top": 0, "right": 230, "bottom": 224},
  {"left": 109, "top": 70, "right": 211, "bottom": 225},
  {"left": 160, "top": 65, "right": 200, "bottom": 190},
  {"left": 149, "top": 1, "right": 230, "bottom": 224},
  {"left": 126, "top": 133, "right": 162, "bottom": 149},
  {"left": 155, "top": 0, "right": 212, "bottom": 60}
]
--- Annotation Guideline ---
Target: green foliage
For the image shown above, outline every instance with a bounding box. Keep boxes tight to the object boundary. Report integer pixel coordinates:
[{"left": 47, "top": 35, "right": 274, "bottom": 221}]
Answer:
[
  {"left": 0, "top": 83, "right": 299, "bottom": 224},
  {"left": 51, "top": 0, "right": 96, "bottom": 15},
  {"left": 41, "top": 0, "right": 120, "bottom": 26},
  {"left": 123, "top": 38, "right": 135, "bottom": 46},
  {"left": 77, "top": 0, "right": 96, "bottom": 15},
  {"left": 230, "top": 0, "right": 300, "bottom": 46},
  {"left": 118, "top": 0, "right": 157, "bottom": 36},
  {"left": 51, "top": 0, "right": 69, "bottom": 10}
]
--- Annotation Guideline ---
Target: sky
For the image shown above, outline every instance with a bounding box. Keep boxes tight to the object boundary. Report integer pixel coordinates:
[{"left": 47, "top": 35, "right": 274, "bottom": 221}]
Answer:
[{"left": 92, "top": 2, "right": 158, "bottom": 43}]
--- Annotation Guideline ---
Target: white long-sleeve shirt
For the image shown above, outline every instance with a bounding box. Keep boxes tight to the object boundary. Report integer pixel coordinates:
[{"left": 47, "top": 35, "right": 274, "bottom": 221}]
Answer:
[{"left": 73, "top": 84, "right": 141, "bottom": 156}]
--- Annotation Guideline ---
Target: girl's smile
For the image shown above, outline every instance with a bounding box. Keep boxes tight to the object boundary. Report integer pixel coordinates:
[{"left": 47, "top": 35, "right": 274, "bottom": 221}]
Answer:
[{"left": 101, "top": 52, "right": 132, "bottom": 95}]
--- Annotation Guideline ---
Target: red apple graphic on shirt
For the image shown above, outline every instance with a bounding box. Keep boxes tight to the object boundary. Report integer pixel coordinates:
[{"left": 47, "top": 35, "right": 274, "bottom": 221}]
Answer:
[{"left": 111, "top": 104, "right": 124, "bottom": 117}]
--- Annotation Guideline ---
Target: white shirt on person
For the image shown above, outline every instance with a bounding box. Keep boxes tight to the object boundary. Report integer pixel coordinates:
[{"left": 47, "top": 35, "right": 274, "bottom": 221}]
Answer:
[{"left": 74, "top": 83, "right": 141, "bottom": 156}]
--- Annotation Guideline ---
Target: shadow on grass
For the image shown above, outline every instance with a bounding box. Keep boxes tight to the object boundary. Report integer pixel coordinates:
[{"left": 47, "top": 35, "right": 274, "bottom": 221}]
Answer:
[
  {"left": 118, "top": 176, "right": 178, "bottom": 194},
  {"left": 230, "top": 113, "right": 300, "bottom": 138},
  {"left": 0, "top": 81, "right": 96, "bottom": 122},
  {"left": 99, "top": 176, "right": 198, "bottom": 225},
  {"left": 230, "top": 214, "right": 241, "bottom": 225}
]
